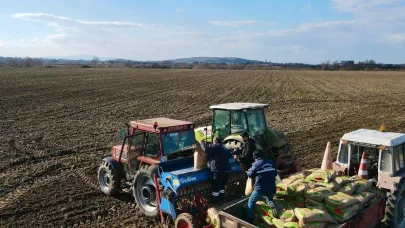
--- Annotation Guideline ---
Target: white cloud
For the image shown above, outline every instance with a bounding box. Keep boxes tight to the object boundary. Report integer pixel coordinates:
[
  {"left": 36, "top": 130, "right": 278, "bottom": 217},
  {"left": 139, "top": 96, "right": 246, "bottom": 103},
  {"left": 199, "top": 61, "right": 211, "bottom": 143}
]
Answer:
[
  {"left": 165, "top": 26, "right": 211, "bottom": 38},
  {"left": 330, "top": 0, "right": 404, "bottom": 13},
  {"left": 301, "top": 4, "right": 312, "bottom": 11},
  {"left": 378, "top": 33, "right": 405, "bottom": 44},
  {"left": 12, "top": 13, "right": 151, "bottom": 29},
  {"left": 209, "top": 20, "right": 278, "bottom": 27},
  {"left": 165, "top": 31, "right": 210, "bottom": 37},
  {"left": 298, "top": 20, "right": 355, "bottom": 31}
]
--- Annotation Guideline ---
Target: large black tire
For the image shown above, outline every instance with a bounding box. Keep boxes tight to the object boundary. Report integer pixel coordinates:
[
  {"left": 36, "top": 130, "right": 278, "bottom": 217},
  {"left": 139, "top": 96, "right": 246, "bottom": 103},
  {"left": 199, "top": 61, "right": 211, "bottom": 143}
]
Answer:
[
  {"left": 383, "top": 178, "right": 405, "bottom": 228},
  {"left": 175, "top": 213, "right": 197, "bottom": 228},
  {"left": 97, "top": 161, "right": 121, "bottom": 195},
  {"left": 133, "top": 165, "right": 159, "bottom": 217}
]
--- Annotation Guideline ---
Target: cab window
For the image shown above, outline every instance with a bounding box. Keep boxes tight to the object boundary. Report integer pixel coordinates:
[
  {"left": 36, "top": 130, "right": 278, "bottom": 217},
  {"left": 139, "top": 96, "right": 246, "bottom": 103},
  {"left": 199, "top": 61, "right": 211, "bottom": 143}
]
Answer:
[
  {"left": 213, "top": 109, "right": 230, "bottom": 140},
  {"left": 162, "top": 130, "right": 195, "bottom": 154},
  {"left": 380, "top": 149, "right": 392, "bottom": 173},
  {"left": 247, "top": 109, "right": 266, "bottom": 137},
  {"left": 129, "top": 133, "right": 145, "bottom": 155},
  {"left": 131, "top": 133, "right": 145, "bottom": 147},
  {"left": 338, "top": 144, "right": 349, "bottom": 164},
  {"left": 394, "top": 145, "right": 404, "bottom": 172},
  {"left": 230, "top": 111, "right": 247, "bottom": 134},
  {"left": 145, "top": 133, "right": 160, "bottom": 157}
]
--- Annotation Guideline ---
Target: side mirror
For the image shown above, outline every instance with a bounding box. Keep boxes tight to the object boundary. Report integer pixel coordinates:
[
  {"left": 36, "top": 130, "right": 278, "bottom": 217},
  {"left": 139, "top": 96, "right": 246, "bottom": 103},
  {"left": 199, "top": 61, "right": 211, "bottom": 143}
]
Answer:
[{"left": 120, "top": 129, "right": 126, "bottom": 140}]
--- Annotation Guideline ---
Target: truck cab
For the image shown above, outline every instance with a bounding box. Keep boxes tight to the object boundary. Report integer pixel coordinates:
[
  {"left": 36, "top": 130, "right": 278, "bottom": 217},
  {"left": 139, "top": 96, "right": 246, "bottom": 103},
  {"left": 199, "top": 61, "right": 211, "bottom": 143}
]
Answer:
[
  {"left": 333, "top": 128, "right": 405, "bottom": 188},
  {"left": 333, "top": 128, "right": 405, "bottom": 227}
]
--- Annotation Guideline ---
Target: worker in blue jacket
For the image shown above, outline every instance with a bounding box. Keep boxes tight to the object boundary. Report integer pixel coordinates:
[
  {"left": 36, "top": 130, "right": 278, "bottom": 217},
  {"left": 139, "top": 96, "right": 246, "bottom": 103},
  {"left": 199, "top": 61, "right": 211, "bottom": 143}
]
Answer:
[
  {"left": 246, "top": 150, "right": 279, "bottom": 223},
  {"left": 200, "top": 136, "right": 230, "bottom": 204}
]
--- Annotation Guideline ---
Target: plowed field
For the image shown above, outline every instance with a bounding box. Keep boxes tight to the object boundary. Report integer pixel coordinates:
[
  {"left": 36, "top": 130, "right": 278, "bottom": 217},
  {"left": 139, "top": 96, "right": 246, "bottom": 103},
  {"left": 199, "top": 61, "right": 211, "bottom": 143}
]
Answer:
[{"left": 1, "top": 68, "right": 405, "bottom": 227}]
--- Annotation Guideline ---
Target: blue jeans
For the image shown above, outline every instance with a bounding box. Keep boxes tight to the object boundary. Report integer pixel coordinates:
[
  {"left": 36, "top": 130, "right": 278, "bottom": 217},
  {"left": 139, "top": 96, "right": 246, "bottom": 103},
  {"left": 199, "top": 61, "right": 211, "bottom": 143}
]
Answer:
[{"left": 247, "top": 190, "right": 275, "bottom": 223}]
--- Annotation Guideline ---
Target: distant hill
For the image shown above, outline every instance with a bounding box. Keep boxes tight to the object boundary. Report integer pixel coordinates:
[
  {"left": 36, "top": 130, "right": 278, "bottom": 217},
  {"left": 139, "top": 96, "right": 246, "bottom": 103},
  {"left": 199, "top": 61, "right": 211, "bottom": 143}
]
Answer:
[
  {"left": 41, "top": 55, "right": 264, "bottom": 64},
  {"left": 168, "top": 57, "right": 264, "bottom": 64},
  {"left": 44, "top": 55, "right": 116, "bottom": 61}
]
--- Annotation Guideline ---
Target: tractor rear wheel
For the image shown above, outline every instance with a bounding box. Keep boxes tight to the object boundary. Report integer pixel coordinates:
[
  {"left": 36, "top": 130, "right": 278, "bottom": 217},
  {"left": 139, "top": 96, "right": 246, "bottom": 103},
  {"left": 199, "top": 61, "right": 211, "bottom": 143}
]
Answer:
[
  {"left": 175, "top": 213, "right": 197, "bottom": 228},
  {"left": 133, "top": 165, "right": 159, "bottom": 217},
  {"left": 97, "top": 161, "right": 121, "bottom": 195},
  {"left": 383, "top": 178, "right": 405, "bottom": 228}
]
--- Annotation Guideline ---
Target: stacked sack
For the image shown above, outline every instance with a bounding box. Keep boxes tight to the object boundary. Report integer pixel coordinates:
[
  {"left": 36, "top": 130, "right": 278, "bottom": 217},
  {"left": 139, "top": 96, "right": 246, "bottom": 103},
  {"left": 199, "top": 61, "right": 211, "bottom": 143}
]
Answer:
[
  {"left": 275, "top": 170, "right": 313, "bottom": 208},
  {"left": 324, "top": 192, "right": 360, "bottom": 223},
  {"left": 251, "top": 168, "right": 385, "bottom": 227},
  {"left": 324, "top": 176, "right": 376, "bottom": 223},
  {"left": 303, "top": 169, "right": 340, "bottom": 207}
]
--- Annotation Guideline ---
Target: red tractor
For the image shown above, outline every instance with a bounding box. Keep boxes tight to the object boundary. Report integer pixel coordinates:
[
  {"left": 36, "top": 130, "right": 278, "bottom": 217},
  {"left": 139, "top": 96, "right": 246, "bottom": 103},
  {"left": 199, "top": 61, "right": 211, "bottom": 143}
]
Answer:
[
  {"left": 98, "top": 117, "right": 246, "bottom": 226},
  {"left": 98, "top": 118, "right": 196, "bottom": 216}
]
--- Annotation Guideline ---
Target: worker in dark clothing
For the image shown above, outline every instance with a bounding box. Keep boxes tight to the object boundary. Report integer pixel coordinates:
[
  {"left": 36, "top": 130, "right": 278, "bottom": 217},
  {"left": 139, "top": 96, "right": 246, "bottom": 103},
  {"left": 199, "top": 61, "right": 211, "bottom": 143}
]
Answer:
[
  {"left": 233, "top": 131, "right": 256, "bottom": 172},
  {"left": 246, "top": 150, "right": 278, "bottom": 223},
  {"left": 200, "top": 136, "right": 230, "bottom": 204}
]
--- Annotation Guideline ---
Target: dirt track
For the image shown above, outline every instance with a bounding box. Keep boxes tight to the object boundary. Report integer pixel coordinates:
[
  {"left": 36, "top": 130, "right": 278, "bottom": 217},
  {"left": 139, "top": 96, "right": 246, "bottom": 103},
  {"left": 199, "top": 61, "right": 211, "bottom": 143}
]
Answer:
[{"left": 1, "top": 68, "right": 405, "bottom": 227}]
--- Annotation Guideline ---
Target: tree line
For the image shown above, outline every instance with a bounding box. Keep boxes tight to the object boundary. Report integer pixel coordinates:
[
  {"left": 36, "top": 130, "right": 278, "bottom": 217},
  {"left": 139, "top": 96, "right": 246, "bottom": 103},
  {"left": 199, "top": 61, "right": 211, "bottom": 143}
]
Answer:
[{"left": 0, "top": 56, "right": 404, "bottom": 71}]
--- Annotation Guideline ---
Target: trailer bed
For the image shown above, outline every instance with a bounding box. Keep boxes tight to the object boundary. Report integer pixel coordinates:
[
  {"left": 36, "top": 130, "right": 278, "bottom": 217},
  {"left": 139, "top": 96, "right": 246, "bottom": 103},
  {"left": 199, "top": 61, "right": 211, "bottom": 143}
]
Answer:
[{"left": 218, "top": 197, "right": 386, "bottom": 228}]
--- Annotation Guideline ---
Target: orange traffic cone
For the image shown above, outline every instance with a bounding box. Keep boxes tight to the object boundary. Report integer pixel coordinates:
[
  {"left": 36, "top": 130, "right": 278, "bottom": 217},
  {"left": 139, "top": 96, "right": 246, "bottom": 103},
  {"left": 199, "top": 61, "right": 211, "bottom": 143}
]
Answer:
[
  {"left": 358, "top": 152, "right": 368, "bottom": 179},
  {"left": 321, "top": 142, "right": 333, "bottom": 170}
]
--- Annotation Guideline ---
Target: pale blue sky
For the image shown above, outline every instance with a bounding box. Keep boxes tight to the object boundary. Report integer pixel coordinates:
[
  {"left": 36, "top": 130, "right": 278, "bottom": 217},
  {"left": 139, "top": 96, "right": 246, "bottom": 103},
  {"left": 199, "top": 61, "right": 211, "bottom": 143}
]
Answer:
[{"left": 0, "top": 0, "right": 404, "bottom": 63}]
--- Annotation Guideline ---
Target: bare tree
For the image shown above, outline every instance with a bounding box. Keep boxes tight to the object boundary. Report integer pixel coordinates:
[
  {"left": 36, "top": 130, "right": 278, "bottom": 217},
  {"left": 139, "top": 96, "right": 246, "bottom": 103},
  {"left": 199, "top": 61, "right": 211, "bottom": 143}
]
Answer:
[
  {"left": 6, "top": 57, "right": 19, "bottom": 67},
  {"left": 124, "top": 61, "right": 133, "bottom": 68},
  {"left": 92, "top": 57, "right": 100, "bottom": 67},
  {"left": 332, "top": 60, "right": 340, "bottom": 70},
  {"left": 0, "top": 56, "right": 5, "bottom": 67},
  {"left": 321, "top": 60, "right": 331, "bottom": 70},
  {"left": 22, "top": 57, "right": 34, "bottom": 67},
  {"left": 33, "top": 58, "right": 43, "bottom": 67}
]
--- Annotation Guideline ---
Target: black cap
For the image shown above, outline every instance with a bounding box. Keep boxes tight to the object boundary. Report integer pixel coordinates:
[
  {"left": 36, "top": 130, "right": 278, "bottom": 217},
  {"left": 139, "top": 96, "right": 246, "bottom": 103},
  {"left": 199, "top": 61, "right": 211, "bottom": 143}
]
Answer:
[
  {"left": 253, "top": 150, "right": 263, "bottom": 159},
  {"left": 240, "top": 131, "right": 249, "bottom": 138}
]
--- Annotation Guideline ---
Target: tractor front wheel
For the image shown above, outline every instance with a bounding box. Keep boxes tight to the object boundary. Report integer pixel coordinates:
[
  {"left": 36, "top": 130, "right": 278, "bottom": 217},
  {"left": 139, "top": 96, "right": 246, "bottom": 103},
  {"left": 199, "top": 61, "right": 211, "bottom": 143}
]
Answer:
[
  {"left": 175, "top": 213, "right": 197, "bottom": 228},
  {"left": 383, "top": 178, "right": 405, "bottom": 227},
  {"left": 133, "top": 165, "right": 159, "bottom": 217},
  {"left": 97, "top": 161, "right": 121, "bottom": 195}
]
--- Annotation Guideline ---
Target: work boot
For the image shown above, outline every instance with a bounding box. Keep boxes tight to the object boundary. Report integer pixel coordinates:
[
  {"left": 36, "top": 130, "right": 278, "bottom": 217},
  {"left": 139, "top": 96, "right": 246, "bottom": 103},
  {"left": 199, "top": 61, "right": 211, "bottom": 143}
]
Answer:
[
  {"left": 208, "top": 196, "right": 220, "bottom": 205},
  {"left": 267, "top": 201, "right": 279, "bottom": 218},
  {"left": 219, "top": 193, "right": 224, "bottom": 203}
]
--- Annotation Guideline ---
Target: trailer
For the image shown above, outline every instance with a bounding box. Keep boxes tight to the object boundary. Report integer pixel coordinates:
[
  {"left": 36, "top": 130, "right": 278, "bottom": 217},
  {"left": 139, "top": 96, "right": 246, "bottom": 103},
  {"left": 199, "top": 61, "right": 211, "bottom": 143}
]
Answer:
[{"left": 218, "top": 197, "right": 386, "bottom": 228}]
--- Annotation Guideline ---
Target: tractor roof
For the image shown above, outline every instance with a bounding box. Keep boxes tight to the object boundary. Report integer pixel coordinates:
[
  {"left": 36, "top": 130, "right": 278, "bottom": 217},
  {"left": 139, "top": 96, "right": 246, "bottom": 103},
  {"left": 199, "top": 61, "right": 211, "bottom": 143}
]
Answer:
[
  {"left": 131, "top": 117, "right": 194, "bottom": 132},
  {"left": 210, "top": 103, "right": 269, "bottom": 110},
  {"left": 341, "top": 129, "right": 405, "bottom": 147}
]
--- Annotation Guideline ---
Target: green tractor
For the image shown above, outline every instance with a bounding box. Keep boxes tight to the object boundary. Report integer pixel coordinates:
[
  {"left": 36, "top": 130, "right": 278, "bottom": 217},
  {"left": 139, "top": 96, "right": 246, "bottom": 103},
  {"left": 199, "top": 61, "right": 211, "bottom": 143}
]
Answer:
[{"left": 195, "top": 103, "right": 300, "bottom": 177}]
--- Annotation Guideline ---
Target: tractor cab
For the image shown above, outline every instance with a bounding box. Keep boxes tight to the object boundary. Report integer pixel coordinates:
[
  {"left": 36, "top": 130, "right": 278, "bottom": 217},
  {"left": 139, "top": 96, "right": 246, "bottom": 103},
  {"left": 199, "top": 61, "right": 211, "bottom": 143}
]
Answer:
[
  {"left": 210, "top": 103, "right": 269, "bottom": 147},
  {"left": 98, "top": 118, "right": 196, "bottom": 195},
  {"left": 201, "top": 102, "right": 300, "bottom": 177},
  {"left": 115, "top": 118, "right": 196, "bottom": 179},
  {"left": 333, "top": 128, "right": 405, "bottom": 189}
]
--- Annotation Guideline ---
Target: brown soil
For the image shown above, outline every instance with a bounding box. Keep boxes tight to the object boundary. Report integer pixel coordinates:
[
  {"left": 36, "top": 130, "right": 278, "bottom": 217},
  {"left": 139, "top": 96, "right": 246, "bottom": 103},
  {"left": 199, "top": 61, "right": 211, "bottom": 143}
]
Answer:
[{"left": 1, "top": 68, "right": 405, "bottom": 227}]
